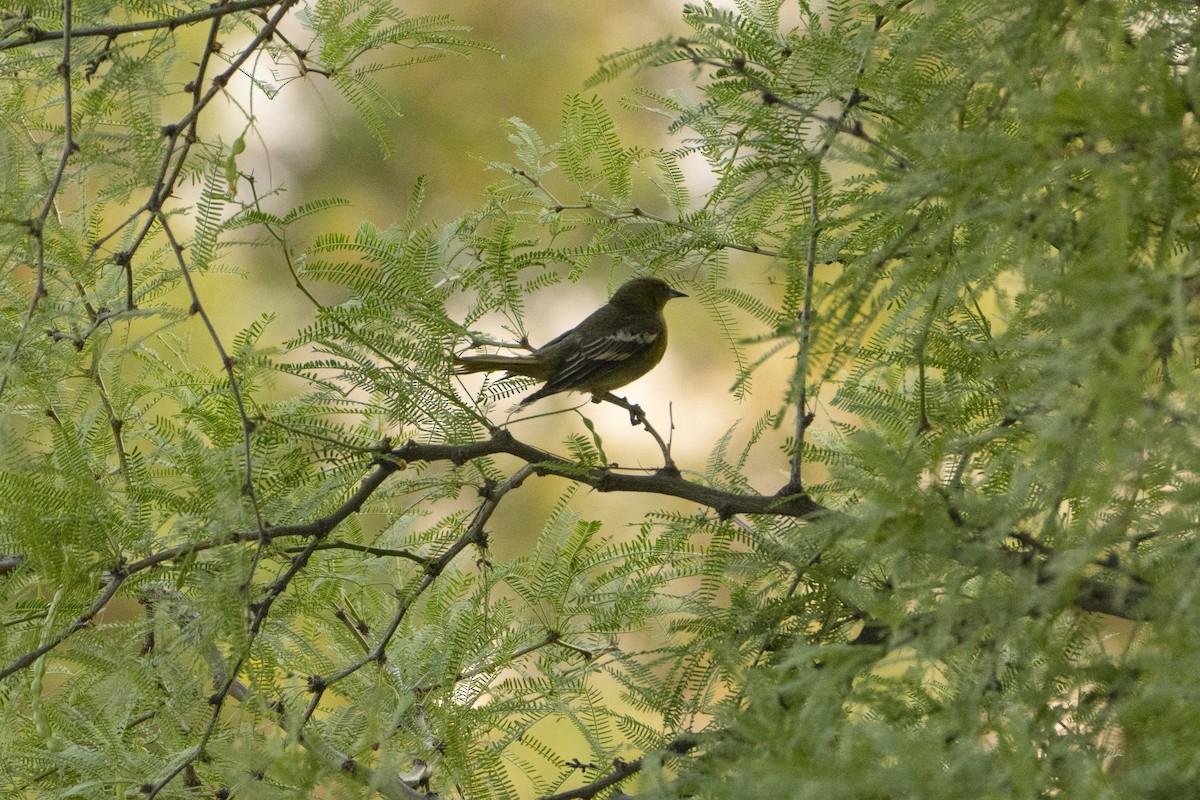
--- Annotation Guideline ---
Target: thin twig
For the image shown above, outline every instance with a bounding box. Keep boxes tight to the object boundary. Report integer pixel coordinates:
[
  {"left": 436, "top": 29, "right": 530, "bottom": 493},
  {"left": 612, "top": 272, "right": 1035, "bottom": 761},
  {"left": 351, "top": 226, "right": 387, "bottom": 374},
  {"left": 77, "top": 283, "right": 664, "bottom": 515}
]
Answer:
[
  {"left": 592, "top": 391, "right": 678, "bottom": 475},
  {"left": 0, "top": 572, "right": 126, "bottom": 680},
  {"left": 159, "top": 215, "right": 265, "bottom": 526},
  {"left": 0, "top": 0, "right": 75, "bottom": 401},
  {"left": 511, "top": 168, "right": 779, "bottom": 258}
]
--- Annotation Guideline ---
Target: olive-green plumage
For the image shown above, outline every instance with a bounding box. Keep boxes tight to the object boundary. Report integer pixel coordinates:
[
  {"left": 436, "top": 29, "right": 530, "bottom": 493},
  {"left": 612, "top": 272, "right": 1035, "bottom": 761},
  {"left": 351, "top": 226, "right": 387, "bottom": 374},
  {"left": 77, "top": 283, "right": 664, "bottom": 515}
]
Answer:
[{"left": 455, "top": 277, "right": 688, "bottom": 406}]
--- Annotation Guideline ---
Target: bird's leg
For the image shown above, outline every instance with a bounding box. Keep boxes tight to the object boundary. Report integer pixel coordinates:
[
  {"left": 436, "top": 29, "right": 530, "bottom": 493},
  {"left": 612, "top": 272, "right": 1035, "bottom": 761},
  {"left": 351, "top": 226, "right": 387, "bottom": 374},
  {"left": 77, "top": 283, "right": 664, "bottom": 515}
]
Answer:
[
  {"left": 592, "top": 392, "right": 645, "bottom": 425},
  {"left": 592, "top": 392, "right": 678, "bottom": 476}
]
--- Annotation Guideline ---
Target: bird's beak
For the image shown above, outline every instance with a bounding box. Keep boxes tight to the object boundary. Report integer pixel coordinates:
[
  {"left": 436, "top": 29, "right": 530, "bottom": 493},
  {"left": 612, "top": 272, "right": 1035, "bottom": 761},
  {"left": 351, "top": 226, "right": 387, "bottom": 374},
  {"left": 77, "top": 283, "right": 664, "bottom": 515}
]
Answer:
[{"left": 670, "top": 288, "right": 688, "bottom": 299}]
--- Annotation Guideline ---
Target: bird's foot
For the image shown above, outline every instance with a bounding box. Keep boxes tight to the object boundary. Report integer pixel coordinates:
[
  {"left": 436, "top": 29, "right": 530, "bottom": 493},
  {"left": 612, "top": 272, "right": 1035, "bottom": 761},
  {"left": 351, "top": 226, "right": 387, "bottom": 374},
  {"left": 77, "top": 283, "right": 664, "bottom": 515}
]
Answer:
[{"left": 592, "top": 392, "right": 646, "bottom": 426}]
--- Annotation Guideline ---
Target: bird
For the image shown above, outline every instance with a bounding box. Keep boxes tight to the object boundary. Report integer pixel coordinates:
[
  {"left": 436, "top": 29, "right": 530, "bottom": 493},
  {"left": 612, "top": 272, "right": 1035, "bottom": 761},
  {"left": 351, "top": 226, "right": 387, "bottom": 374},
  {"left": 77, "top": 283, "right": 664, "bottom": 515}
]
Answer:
[{"left": 454, "top": 276, "right": 688, "bottom": 407}]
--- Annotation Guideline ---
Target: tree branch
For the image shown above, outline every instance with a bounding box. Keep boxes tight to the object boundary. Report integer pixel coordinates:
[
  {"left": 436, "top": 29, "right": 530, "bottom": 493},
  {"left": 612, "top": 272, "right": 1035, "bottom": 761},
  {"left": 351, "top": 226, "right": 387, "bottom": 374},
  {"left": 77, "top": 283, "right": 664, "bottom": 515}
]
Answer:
[
  {"left": 390, "top": 430, "right": 828, "bottom": 520},
  {"left": 0, "top": 0, "right": 282, "bottom": 51},
  {"left": 540, "top": 737, "right": 697, "bottom": 800}
]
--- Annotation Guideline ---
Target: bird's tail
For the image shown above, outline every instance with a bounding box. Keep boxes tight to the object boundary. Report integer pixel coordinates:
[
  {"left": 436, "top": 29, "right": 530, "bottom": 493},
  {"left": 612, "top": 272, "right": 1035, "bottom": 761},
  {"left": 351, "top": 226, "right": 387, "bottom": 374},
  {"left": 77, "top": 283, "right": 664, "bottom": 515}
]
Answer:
[{"left": 453, "top": 353, "right": 540, "bottom": 375}]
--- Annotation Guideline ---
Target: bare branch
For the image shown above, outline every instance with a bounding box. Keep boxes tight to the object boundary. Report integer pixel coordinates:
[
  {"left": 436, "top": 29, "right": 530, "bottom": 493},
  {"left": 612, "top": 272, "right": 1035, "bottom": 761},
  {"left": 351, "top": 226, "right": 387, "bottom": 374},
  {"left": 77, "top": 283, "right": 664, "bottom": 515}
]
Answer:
[{"left": 0, "top": 0, "right": 282, "bottom": 52}]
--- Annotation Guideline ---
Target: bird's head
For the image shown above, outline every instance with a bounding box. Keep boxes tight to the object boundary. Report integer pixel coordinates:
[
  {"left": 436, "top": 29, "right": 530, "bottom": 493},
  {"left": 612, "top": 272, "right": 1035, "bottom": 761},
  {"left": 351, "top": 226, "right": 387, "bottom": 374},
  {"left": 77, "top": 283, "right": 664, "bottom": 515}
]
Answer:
[{"left": 610, "top": 276, "right": 688, "bottom": 311}]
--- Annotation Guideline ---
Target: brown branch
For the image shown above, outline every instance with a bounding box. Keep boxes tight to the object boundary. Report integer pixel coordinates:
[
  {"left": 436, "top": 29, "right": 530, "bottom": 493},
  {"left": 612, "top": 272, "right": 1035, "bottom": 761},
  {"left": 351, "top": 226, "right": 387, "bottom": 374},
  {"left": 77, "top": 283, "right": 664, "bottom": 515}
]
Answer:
[
  {"left": 292, "top": 539, "right": 434, "bottom": 565},
  {"left": 0, "top": 571, "right": 126, "bottom": 680},
  {"left": 390, "top": 430, "right": 828, "bottom": 520},
  {"left": 126, "top": 454, "right": 400, "bottom": 575}
]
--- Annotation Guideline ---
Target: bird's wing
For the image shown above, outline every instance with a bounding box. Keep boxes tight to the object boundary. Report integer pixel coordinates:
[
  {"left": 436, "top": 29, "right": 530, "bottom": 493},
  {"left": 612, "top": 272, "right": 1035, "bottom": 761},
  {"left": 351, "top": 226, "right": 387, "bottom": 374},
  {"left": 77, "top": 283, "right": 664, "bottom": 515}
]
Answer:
[{"left": 538, "top": 316, "right": 662, "bottom": 394}]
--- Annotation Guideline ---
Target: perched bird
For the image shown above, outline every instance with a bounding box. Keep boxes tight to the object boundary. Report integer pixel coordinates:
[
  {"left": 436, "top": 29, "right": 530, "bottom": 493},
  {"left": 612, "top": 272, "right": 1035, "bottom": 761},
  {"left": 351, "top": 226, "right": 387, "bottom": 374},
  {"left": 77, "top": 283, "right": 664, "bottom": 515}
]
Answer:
[{"left": 455, "top": 276, "right": 688, "bottom": 407}]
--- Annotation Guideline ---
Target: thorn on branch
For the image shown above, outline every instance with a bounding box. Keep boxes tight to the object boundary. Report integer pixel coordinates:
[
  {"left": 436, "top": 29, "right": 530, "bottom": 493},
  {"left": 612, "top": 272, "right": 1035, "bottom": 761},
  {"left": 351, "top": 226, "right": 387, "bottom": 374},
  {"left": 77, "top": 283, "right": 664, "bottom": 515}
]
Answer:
[{"left": 46, "top": 329, "right": 79, "bottom": 348}]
